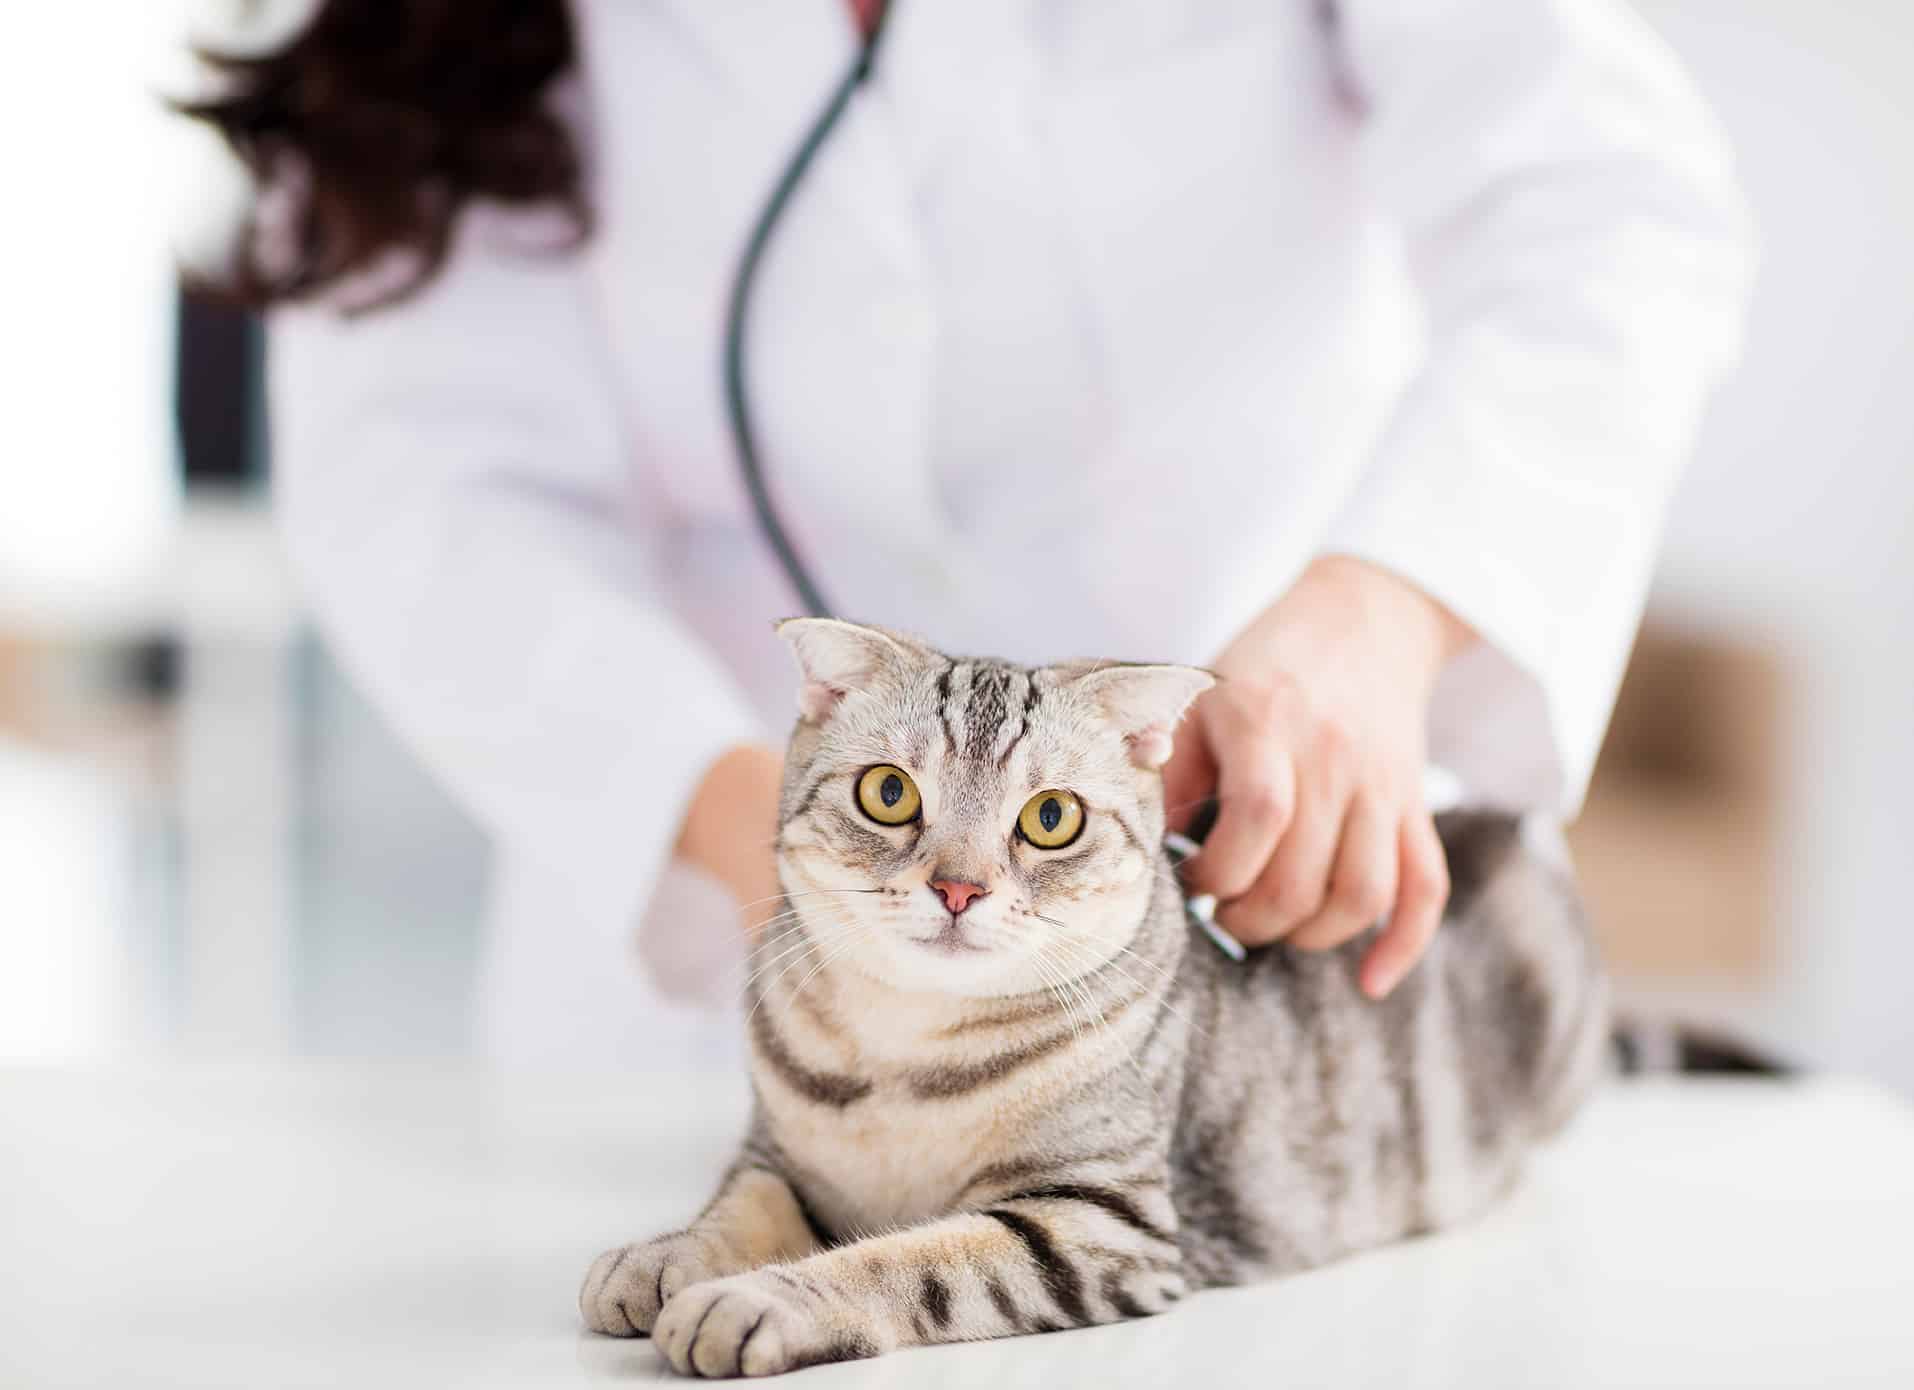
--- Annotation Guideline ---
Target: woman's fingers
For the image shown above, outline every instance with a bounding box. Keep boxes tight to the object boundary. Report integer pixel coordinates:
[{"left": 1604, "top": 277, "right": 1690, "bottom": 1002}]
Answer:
[
  {"left": 1159, "top": 717, "right": 1217, "bottom": 837},
  {"left": 1358, "top": 813, "right": 1450, "bottom": 998},
  {"left": 1182, "top": 693, "right": 1296, "bottom": 902},
  {"left": 1285, "top": 794, "right": 1396, "bottom": 953},
  {"left": 1218, "top": 757, "right": 1348, "bottom": 947}
]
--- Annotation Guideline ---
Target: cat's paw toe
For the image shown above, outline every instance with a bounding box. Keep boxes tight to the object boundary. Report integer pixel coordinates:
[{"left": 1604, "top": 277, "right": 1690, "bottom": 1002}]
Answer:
[
  {"left": 579, "top": 1234, "right": 724, "bottom": 1338},
  {"left": 655, "top": 1275, "right": 839, "bottom": 1379}
]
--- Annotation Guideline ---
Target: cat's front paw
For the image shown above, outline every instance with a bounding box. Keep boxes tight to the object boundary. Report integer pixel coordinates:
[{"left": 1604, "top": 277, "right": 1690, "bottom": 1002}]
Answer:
[
  {"left": 654, "top": 1272, "right": 871, "bottom": 1378},
  {"left": 579, "top": 1232, "right": 729, "bottom": 1338}
]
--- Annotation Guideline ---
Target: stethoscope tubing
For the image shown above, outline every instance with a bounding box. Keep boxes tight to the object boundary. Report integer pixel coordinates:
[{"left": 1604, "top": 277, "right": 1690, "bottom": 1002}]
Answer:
[{"left": 721, "top": 4, "right": 898, "bottom": 620}]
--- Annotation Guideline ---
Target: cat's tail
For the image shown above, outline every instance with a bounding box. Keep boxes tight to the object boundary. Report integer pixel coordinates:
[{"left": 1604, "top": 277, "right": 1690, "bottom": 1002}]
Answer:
[{"left": 1609, "top": 1017, "right": 1794, "bottom": 1076}]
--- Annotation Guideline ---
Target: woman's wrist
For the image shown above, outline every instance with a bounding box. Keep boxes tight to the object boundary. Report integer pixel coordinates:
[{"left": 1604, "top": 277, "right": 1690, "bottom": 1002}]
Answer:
[
  {"left": 1222, "top": 555, "right": 1473, "bottom": 696},
  {"left": 675, "top": 742, "right": 785, "bottom": 928}
]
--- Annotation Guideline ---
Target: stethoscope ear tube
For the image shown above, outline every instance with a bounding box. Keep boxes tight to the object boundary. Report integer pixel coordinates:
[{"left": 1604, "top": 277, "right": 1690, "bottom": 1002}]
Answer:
[{"left": 721, "top": 6, "right": 898, "bottom": 620}]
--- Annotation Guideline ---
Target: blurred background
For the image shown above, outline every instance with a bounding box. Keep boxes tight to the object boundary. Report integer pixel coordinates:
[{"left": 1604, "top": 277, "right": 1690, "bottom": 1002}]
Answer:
[{"left": 1, "top": 0, "right": 1909, "bottom": 1091}]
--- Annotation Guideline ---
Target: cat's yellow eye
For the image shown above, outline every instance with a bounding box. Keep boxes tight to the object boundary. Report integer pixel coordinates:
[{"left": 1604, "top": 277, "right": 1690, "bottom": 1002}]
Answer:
[
  {"left": 1018, "top": 789, "right": 1085, "bottom": 849},
  {"left": 856, "top": 765, "right": 922, "bottom": 826}
]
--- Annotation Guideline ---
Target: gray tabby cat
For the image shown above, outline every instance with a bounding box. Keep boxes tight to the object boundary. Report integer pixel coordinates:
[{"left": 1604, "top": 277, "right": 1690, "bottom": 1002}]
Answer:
[{"left": 580, "top": 619, "right": 1609, "bottom": 1378}]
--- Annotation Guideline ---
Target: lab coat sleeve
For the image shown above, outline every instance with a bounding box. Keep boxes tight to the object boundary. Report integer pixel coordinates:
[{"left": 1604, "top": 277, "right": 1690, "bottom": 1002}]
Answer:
[
  {"left": 269, "top": 208, "right": 766, "bottom": 937},
  {"left": 1318, "top": 0, "right": 1755, "bottom": 814}
]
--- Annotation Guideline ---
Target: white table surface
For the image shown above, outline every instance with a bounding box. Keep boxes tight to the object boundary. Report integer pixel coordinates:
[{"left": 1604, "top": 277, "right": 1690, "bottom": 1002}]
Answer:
[{"left": 3, "top": 1067, "right": 1911, "bottom": 1390}]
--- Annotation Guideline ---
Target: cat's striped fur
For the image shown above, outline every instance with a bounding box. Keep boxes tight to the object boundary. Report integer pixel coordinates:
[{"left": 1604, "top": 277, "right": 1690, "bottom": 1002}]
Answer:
[{"left": 581, "top": 621, "right": 1608, "bottom": 1377}]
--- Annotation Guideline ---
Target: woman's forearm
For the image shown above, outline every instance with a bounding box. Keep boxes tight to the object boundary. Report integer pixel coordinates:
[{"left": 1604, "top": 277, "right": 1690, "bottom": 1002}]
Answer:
[{"left": 676, "top": 743, "right": 786, "bottom": 929}]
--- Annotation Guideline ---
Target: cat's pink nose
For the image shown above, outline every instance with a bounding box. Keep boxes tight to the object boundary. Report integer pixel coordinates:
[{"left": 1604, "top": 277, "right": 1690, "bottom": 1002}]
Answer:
[{"left": 929, "top": 879, "right": 988, "bottom": 915}]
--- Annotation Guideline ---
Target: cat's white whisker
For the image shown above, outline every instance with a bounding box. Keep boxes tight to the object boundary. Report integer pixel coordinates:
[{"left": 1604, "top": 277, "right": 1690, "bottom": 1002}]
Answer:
[
  {"left": 1029, "top": 936, "right": 1163, "bottom": 1106},
  {"left": 741, "top": 929, "right": 824, "bottom": 996},
  {"left": 740, "top": 914, "right": 863, "bottom": 1005},
  {"left": 1020, "top": 948, "right": 1077, "bottom": 1045},
  {"left": 778, "top": 918, "right": 884, "bottom": 1015},
  {"left": 1037, "top": 915, "right": 1214, "bottom": 1044},
  {"left": 745, "top": 907, "right": 831, "bottom": 940},
  {"left": 731, "top": 886, "right": 886, "bottom": 914},
  {"left": 742, "top": 932, "right": 845, "bottom": 1027}
]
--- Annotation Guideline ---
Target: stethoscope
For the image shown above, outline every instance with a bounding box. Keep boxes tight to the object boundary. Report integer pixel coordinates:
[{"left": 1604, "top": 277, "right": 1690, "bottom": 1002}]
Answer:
[
  {"left": 719, "top": 3, "right": 1244, "bottom": 960},
  {"left": 721, "top": 3, "right": 898, "bottom": 623}
]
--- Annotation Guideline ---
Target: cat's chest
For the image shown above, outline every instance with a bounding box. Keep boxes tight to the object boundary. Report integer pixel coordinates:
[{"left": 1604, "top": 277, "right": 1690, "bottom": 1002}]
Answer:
[
  {"left": 753, "top": 1036, "right": 1075, "bottom": 1235},
  {"left": 768, "top": 1090, "right": 1019, "bottom": 1234}
]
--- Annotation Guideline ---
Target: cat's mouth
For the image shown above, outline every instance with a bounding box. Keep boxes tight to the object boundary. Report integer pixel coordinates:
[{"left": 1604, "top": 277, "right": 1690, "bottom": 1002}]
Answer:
[{"left": 909, "top": 920, "right": 990, "bottom": 955}]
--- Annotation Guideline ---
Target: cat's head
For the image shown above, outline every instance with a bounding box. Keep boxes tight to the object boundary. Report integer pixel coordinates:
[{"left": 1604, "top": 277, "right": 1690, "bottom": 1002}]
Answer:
[{"left": 771, "top": 619, "right": 1212, "bottom": 998}]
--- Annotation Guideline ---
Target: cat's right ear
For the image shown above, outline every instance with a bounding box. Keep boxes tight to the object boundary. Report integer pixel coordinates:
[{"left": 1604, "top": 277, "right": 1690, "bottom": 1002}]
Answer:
[
  {"left": 1065, "top": 662, "right": 1216, "bottom": 768},
  {"left": 775, "top": 618, "right": 934, "bottom": 723}
]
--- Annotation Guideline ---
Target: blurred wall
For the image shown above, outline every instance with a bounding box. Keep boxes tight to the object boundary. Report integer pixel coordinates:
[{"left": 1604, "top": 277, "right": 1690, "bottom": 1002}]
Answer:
[
  {"left": 0, "top": 1, "right": 186, "bottom": 631},
  {"left": 1641, "top": 0, "right": 1914, "bottom": 1088}
]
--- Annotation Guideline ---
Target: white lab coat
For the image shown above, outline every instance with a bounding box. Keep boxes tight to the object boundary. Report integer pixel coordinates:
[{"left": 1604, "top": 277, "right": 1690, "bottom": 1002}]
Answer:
[{"left": 268, "top": 0, "right": 1751, "bottom": 1064}]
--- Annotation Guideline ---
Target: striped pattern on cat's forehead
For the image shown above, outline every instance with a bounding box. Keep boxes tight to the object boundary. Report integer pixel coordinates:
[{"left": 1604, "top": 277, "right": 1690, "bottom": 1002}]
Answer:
[{"left": 935, "top": 660, "right": 1044, "bottom": 770}]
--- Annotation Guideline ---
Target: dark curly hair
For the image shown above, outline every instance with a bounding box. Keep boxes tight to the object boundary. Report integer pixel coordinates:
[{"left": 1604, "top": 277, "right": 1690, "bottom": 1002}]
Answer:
[{"left": 179, "top": 0, "right": 588, "bottom": 309}]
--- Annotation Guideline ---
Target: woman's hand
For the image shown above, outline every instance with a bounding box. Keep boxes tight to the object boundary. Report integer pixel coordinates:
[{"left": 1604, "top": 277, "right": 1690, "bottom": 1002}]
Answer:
[
  {"left": 675, "top": 743, "right": 786, "bottom": 932},
  {"left": 1162, "top": 556, "right": 1474, "bottom": 998}
]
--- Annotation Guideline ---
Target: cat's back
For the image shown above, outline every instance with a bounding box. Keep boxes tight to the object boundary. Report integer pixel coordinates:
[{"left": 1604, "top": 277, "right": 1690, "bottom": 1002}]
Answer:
[{"left": 1171, "top": 810, "right": 1608, "bottom": 1286}]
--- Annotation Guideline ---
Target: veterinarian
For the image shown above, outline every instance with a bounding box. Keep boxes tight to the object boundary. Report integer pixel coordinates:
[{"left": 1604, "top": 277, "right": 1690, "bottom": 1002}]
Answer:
[{"left": 191, "top": 0, "right": 1750, "bottom": 1062}]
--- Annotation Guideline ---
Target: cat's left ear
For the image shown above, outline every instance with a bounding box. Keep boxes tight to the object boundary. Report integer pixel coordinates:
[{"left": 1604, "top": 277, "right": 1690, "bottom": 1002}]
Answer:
[
  {"left": 1067, "top": 663, "right": 1216, "bottom": 769},
  {"left": 776, "top": 618, "right": 938, "bottom": 723}
]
